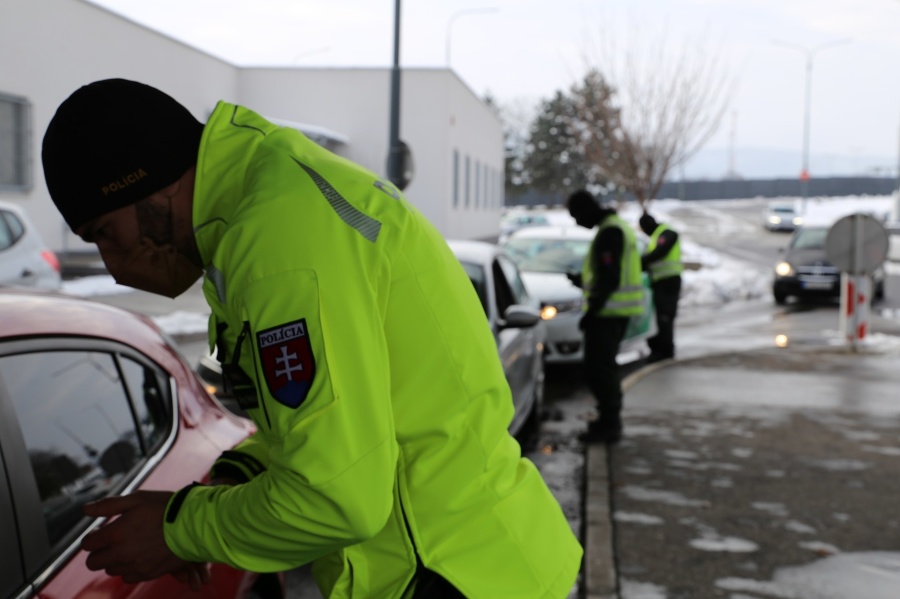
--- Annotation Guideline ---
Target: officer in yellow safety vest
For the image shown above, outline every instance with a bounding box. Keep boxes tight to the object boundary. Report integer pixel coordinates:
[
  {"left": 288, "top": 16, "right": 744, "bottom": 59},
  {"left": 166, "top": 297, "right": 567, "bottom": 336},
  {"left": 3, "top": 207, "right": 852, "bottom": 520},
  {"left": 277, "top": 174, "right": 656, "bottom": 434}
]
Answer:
[
  {"left": 567, "top": 190, "right": 644, "bottom": 444},
  {"left": 41, "top": 78, "right": 582, "bottom": 598},
  {"left": 639, "top": 212, "right": 684, "bottom": 363}
]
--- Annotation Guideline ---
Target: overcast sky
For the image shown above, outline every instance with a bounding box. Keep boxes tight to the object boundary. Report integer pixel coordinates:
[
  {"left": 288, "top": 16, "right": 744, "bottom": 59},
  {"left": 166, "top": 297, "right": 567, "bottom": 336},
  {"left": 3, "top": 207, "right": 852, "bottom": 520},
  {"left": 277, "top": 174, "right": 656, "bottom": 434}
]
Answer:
[{"left": 86, "top": 0, "right": 900, "bottom": 179}]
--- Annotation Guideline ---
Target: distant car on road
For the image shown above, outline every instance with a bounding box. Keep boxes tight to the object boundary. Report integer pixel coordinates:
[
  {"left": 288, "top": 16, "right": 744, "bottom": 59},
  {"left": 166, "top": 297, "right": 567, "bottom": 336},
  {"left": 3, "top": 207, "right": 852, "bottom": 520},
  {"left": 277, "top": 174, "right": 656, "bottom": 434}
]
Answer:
[
  {"left": 0, "top": 288, "right": 284, "bottom": 599},
  {"left": 0, "top": 199, "right": 61, "bottom": 289},
  {"left": 199, "top": 240, "right": 546, "bottom": 447},
  {"left": 763, "top": 202, "right": 803, "bottom": 232},
  {"left": 501, "top": 225, "right": 657, "bottom": 365},
  {"left": 773, "top": 225, "right": 886, "bottom": 305}
]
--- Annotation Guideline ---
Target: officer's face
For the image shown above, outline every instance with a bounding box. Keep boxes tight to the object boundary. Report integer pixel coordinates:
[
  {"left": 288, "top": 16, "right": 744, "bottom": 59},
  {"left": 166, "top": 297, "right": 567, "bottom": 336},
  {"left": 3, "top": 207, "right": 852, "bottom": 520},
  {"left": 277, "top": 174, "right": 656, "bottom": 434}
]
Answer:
[{"left": 75, "top": 174, "right": 202, "bottom": 298}]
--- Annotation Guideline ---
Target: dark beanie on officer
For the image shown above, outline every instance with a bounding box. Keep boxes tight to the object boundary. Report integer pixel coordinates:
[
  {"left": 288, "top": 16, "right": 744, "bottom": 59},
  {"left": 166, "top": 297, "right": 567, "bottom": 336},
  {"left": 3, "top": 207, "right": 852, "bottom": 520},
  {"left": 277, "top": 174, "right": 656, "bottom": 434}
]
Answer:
[
  {"left": 42, "top": 78, "right": 204, "bottom": 232},
  {"left": 639, "top": 212, "right": 658, "bottom": 235}
]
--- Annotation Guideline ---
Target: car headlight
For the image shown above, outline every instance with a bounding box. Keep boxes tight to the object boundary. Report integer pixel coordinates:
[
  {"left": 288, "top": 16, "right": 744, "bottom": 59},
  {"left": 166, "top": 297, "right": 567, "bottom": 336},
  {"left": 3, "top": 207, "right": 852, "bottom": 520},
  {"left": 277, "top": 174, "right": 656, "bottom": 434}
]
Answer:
[
  {"left": 774, "top": 261, "right": 794, "bottom": 277},
  {"left": 540, "top": 298, "right": 583, "bottom": 320},
  {"left": 792, "top": 216, "right": 803, "bottom": 225},
  {"left": 768, "top": 215, "right": 782, "bottom": 224}
]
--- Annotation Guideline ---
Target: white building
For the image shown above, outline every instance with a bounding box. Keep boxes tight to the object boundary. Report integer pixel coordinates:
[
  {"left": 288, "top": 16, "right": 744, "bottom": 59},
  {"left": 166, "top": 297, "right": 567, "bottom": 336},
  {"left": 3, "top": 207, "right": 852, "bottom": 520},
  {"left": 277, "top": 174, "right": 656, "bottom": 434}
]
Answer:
[{"left": 1, "top": 0, "right": 504, "bottom": 254}]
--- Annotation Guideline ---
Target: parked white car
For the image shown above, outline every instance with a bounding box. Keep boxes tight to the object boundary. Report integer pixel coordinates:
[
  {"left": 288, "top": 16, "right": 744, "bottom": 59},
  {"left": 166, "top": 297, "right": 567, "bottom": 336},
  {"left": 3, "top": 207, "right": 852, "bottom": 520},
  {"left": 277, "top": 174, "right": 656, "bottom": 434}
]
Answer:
[
  {"left": 498, "top": 211, "right": 551, "bottom": 244},
  {"left": 502, "top": 225, "right": 656, "bottom": 365},
  {"left": 0, "top": 200, "right": 61, "bottom": 289}
]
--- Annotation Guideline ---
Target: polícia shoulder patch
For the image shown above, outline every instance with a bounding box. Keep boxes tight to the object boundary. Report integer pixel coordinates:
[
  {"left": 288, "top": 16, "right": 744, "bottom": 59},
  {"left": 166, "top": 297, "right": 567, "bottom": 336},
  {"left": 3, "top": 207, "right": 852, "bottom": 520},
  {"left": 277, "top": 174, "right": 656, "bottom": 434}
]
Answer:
[{"left": 257, "top": 319, "right": 316, "bottom": 409}]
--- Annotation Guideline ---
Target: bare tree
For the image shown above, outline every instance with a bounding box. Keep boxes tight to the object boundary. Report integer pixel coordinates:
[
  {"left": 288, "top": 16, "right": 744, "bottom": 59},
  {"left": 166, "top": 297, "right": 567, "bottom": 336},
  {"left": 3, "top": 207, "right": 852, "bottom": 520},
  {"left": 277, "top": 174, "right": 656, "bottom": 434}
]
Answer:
[{"left": 572, "top": 20, "right": 735, "bottom": 207}]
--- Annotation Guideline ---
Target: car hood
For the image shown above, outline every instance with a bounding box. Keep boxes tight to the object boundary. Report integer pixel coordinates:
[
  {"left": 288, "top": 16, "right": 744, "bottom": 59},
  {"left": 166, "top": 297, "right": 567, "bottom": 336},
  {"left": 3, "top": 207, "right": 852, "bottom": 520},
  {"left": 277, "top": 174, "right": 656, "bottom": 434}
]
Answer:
[
  {"left": 785, "top": 249, "right": 833, "bottom": 268},
  {"left": 520, "top": 271, "right": 581, "bottom": 301}
]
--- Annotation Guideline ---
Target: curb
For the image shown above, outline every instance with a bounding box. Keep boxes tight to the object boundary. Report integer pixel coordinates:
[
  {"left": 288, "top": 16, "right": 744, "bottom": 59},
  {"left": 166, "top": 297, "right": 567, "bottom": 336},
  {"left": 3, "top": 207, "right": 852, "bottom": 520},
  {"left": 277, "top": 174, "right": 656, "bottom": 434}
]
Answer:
[{"left": 581, "top": 354, "right": 721, "bottom": 599}]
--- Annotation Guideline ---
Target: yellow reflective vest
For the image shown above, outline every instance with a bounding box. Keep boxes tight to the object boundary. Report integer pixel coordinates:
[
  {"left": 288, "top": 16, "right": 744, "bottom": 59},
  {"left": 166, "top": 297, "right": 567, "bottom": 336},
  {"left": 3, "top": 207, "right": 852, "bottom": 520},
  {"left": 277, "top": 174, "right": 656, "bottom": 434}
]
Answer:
[
  {"left": 163, "top": 102, "right": 582, "bottom": 598},
  {"left": 645, "top": 224, "right": 683, "bottom": 282},
  {"left": 582, "top": 214, "right": 645, "bottom": 317}
]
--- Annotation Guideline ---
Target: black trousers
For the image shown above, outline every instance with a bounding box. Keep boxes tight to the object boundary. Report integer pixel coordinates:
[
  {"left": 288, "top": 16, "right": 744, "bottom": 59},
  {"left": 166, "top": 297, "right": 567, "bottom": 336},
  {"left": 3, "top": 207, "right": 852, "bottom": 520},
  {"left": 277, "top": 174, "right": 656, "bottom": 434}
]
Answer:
[
  {"left": 582, "top": 316, "right": 629, "bottom": 420},
  {"left": 411, "top": 568, "right": 466, "bottom": 598},
  {"left": 648, "top": 276, "right": 682, "bottom": 360}
]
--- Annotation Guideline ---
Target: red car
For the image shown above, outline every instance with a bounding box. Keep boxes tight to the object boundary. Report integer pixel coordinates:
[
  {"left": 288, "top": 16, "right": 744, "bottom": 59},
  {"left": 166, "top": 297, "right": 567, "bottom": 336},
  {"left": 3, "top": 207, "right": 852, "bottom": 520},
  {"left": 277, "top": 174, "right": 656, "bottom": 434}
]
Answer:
[{"left": 0, "top": 288, "right": 284, "bottom": 599}]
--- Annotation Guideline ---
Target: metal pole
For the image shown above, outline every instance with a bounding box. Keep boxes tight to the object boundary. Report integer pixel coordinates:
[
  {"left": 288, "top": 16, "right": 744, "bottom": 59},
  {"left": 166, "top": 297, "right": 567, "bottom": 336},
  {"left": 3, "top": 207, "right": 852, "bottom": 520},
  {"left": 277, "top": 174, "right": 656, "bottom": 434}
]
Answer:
[
  {"left": 771, "top": 38, "right": 851, "bottom": 214},
  {"left": 800, "top": 54, "right": 812, "bottom": 213},
  {"left": 387, "top": 0, "right": 403, "bottom": 186}
]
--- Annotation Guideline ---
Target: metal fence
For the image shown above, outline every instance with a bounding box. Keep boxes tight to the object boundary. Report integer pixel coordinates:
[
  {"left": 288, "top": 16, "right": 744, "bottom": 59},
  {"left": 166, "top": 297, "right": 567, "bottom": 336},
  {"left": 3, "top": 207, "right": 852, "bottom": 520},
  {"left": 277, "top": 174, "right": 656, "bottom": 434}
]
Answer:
[{"left": 507, "top": 177, "right": 899, "bottom": 206}]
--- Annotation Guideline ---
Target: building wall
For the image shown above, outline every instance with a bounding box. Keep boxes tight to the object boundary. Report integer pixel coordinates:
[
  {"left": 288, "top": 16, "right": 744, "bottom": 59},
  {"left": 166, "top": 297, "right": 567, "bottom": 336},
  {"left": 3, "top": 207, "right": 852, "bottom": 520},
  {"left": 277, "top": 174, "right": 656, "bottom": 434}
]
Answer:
[
  {"left": 238, "top": 68, "right": 503, "bottom": 239},
  {"left": 2, "top": 1, "right": 503, "bottom": 250},
  {"left": 2, "top": 0, "right": 238, "bottom": 252}
]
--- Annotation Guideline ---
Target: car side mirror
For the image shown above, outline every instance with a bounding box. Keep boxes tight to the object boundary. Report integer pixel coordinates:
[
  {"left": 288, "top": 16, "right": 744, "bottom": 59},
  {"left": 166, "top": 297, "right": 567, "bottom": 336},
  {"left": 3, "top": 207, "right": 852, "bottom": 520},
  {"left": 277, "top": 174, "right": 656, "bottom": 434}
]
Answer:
[{"left": 500, "top": 304, "right": 541, "bottom": 329}]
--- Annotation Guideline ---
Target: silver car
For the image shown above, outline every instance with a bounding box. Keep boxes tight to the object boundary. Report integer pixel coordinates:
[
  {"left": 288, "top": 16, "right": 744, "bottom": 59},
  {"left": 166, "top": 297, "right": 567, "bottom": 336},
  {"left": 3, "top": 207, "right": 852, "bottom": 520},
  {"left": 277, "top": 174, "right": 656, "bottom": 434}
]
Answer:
[
  {"left": 0, "top": 200, "right": 62, "bottom": 289},
  {"left": 502, "top": 225, "right": 656, "bottom": 365},
  {"left": 447, "top": 240, "right": 546, "bottom": 441}
]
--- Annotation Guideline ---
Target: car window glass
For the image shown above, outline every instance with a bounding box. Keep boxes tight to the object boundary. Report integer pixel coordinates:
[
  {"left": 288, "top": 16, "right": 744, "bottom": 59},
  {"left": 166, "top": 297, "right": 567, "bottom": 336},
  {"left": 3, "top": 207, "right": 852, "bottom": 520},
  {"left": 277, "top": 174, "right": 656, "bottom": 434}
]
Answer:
[
  {"left": 791, "top": 228, "right": 827, "bottom": 250},
  {"left": 0, "top": 351, "right": 146, "bottom": 548},
  {"left": 497, "top": 255, "right": 529, "bottom": 305},
  {"left": 0, "top": 212, "right": 12, "bottom": 251},
  {"left": 119, "top": 356, "right": 170, "bottom": 452},
  {"left": 1, "top": 210, "right": 24, "bottom": 243},
  {"left": 458, "top": 261, "right": 488, "bottom": 315},
  {"left": 504, "top": 238, "right": 591, "bottom": 274}
]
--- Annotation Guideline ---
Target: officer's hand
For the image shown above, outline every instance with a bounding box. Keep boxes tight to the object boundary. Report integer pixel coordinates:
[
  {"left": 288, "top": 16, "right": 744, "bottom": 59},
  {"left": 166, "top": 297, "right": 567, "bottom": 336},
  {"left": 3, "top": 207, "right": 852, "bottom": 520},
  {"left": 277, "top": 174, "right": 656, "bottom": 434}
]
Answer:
[
  {"left": 81, "top": 490, "right": 195, "bottom": 585},
  {"left": 171, "top": 562, "right": 212, "bottom": 591},
  {"left": 566, "top": 272, "right": 583, "bottom": 288}
]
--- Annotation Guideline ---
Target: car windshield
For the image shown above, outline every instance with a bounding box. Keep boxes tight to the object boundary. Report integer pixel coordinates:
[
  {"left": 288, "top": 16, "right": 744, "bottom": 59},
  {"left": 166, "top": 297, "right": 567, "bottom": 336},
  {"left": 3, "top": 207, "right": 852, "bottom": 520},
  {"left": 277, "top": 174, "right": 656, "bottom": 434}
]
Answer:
[
  {"left": 771, "top": 206, "right": 795, "bottom": 214},
  {"left": 791, "top": 228, "right": 827, "bottom": 250},
  {"left": 503, "top": 237, "right": 591, "bottom": 273}
]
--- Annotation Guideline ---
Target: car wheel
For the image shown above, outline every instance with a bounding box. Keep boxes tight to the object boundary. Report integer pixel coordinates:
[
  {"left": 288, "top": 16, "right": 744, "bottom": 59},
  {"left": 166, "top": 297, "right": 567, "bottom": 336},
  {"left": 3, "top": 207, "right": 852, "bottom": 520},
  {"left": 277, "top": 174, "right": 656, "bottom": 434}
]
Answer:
[
  {"left": 773, "top": 290, "right": 788, "bottom": 305},
  {"left": 875, "top": 282, "right": 885, "bottom": 302}
]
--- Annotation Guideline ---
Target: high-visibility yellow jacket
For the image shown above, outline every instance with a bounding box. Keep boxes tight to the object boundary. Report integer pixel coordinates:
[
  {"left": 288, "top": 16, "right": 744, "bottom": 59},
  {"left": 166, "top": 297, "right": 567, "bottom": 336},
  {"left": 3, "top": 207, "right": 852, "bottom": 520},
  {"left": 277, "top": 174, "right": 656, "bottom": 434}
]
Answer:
[
  {"left": 163, "top": 102, "right": 582, "bottom": 598},
  {"left": 582, "top": 215, "right": 645, "bottom": 317},
  {"left": 645, "top": 224, "right": 683, "bottom": 282}
]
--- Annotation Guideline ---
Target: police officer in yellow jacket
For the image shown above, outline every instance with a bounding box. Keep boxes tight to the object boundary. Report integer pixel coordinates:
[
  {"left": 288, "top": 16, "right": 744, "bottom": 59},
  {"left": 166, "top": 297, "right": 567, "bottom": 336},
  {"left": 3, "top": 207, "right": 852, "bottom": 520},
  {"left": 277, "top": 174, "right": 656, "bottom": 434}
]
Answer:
[
  {"left": 41, "top": 79, "right": 582, "bottom": 598},
  {"left": 567, "top": 191, "right": 644, "bottom": 444},
  {"left": 638, "top": 212, "right": 683, "bottom": 363}
]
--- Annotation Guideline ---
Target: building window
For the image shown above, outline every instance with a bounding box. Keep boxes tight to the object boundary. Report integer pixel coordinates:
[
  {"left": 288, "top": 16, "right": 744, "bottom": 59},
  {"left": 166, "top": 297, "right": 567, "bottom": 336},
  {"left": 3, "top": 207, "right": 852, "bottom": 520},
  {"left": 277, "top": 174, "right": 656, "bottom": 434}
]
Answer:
[
  {"left": 0, "top": 93, "right": 31, "bottom": 192},
  {"left": 453, "top": 150, "right": 459, "bottom": 207},
  {"left": 484, "top": 165, "right": 490, "bottom": 209},
  {"left": 475, "top": 161, "right": 481, "bottom": 208},
  {"left": 465, "top": 156, "right": 470, "bottom": 208}
]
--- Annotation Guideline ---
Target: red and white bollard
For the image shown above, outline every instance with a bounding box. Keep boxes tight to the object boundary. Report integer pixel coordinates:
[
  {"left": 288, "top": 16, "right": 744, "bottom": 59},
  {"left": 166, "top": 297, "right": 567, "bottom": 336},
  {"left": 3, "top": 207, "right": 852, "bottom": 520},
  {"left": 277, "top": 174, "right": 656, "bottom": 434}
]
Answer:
[{"left": 839, "top": 273, "right": 870, "bottom": 350}]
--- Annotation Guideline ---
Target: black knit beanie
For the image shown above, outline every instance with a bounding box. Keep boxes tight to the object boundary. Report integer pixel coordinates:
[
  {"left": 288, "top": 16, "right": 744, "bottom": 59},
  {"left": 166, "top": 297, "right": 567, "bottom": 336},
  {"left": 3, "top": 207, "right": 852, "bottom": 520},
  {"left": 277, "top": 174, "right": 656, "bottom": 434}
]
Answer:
[
  {"left": 639, "top": 212, "right": 658, "bottom": 234},
  {"left": 42, "top": 78, "right": 204, "bottom": 232}
]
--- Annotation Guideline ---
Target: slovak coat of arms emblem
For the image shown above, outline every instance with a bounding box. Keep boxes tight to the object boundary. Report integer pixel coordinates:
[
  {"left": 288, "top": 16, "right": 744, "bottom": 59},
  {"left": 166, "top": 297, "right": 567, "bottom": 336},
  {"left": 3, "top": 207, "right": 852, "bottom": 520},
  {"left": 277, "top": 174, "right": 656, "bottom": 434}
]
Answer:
[{"left": 256, "top": 319, "right": 316, "bottom": 408}]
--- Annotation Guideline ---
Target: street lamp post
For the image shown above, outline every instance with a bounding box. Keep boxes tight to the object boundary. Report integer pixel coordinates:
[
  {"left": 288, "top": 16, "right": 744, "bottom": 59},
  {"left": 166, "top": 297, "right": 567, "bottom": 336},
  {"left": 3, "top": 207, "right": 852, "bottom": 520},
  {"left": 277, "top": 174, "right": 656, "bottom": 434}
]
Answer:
[
  {"left": 773, "top": 38, "right": 851, "bottom": 213},
  {"left": 387, "top": 0, "right": 404, "bottom": 188},
  {"left": 446, "top": 8, "right": 498, "bottom": 67}
]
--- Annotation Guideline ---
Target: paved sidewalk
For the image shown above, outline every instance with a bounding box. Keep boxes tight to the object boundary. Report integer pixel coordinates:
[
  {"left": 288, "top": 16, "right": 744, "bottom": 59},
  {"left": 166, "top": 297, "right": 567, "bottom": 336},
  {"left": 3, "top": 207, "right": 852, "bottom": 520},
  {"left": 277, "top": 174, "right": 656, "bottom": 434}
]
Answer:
[{"left": 583, "top": 336, "right": 900, "bottom": 599}]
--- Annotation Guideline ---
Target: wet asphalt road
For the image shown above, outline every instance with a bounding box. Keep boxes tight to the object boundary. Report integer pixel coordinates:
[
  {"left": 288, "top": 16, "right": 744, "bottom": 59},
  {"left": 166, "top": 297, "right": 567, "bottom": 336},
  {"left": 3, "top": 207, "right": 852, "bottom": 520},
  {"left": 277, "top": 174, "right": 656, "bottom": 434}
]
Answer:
[{"left": 607, "top": 346, "right": 900, "bottom": 599}]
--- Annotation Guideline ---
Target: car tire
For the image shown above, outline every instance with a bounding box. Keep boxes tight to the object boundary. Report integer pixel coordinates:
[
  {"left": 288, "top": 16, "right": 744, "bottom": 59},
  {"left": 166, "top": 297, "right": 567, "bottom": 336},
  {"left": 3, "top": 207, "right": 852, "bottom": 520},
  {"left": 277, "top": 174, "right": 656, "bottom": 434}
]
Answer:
[{"left": 875, "top": 282, "right": 885, "bottom": 302}]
